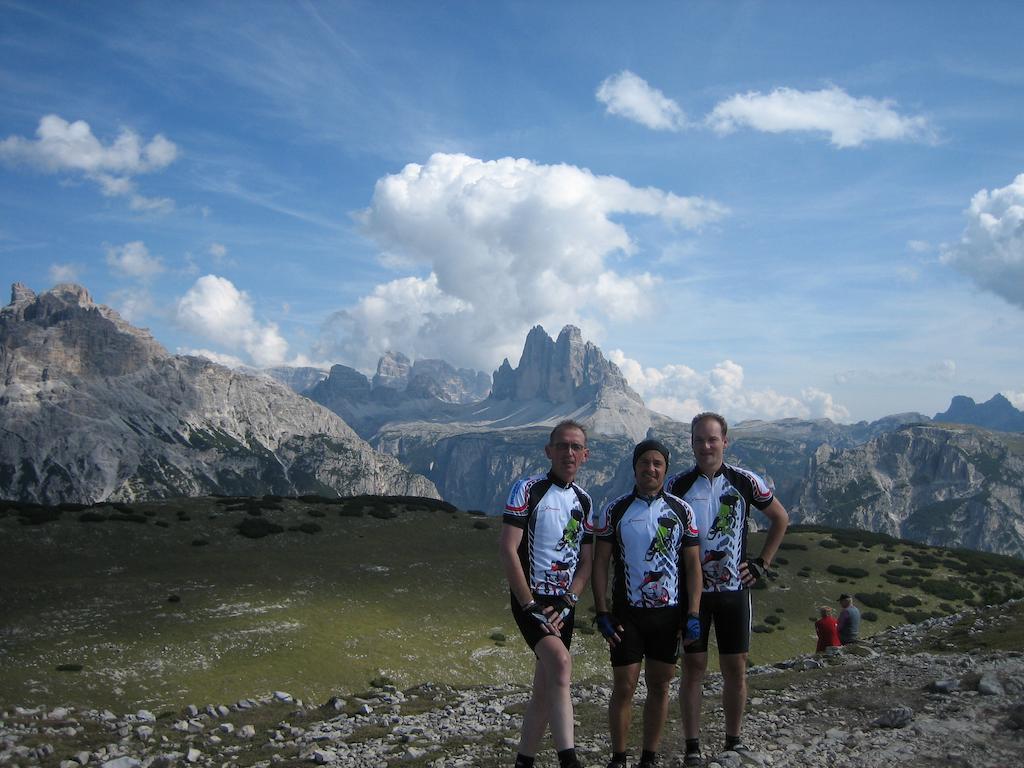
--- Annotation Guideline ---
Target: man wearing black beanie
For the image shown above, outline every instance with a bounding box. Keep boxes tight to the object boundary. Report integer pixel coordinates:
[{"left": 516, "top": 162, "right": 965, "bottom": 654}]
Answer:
[{"left": 592, "top": 438, "right": 703, "bottom": 768}]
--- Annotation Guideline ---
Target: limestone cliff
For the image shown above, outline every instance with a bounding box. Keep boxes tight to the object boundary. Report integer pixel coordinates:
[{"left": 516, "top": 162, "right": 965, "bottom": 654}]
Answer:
[
  {"left": 0, "top": 284, "right": 437, "bottom": 503},
  {"left": 795, "top": 424, "right": 1024, "bottom": 557}
]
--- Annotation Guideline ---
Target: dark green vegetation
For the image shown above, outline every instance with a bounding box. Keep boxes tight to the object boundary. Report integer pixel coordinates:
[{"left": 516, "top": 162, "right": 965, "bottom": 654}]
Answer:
[{"left": 2, "top": 504, "right": 1023, "bottom": 716}]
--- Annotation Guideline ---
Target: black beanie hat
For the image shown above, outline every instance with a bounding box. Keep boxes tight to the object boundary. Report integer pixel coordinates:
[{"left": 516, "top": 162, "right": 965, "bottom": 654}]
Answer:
[{"left": 633, "top": 438, "right": 670, "bottom": 468}]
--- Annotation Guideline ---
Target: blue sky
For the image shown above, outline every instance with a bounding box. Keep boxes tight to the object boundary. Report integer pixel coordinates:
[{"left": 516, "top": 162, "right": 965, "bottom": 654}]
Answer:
[{"left": 2, "top": 1, "right": 1023, "bottom": 424}]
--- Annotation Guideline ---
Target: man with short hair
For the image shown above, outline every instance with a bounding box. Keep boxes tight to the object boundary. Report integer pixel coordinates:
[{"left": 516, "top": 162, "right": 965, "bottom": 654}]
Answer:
[
  {"left": 667, "top": 412, "right": 789, "bottom": 765},
  {"left": 593, "top": 439, "right": 703, "bottom": 768},
  {"left": 837, "top": 594, "right": 861, "bottom": 645},
  {"left": 500, "top": 420, "right": 596, "bottom": 768}
]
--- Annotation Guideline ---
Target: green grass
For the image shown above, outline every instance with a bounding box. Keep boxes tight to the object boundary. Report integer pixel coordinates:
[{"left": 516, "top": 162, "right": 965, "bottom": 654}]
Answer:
[{"left": 2, "top": 505, "right": 1023, "bottom": 714}]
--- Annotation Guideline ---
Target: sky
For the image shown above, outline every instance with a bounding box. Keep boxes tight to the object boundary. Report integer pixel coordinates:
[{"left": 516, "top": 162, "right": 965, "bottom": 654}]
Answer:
[{"left": 2, "top": 1, "right": 1023, "bottom": 425}]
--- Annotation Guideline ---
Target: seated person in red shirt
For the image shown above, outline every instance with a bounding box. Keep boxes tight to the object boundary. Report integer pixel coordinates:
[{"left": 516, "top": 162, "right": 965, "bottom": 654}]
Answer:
[{"left": 815, "top": 606, "right": 841, "bottom": 652}]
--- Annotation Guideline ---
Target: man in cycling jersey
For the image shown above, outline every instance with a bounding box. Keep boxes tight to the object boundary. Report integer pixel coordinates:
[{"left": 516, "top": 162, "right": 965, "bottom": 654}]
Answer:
[
  {"left": 667, "top": 413, "right": 789, "bottom": 765},
  {"left": 593, "top": 439, "right": 703, "bottom": 768},
  {"left": 500, "top": 420, "right": 597, "bottom": 768}
]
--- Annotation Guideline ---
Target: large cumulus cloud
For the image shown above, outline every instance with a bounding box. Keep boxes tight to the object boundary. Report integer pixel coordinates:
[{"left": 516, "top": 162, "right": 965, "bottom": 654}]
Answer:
[
  {"left": 942, "top": 173, "right": 1024, "bottom": 310},
  {"left": 176, "top": 275, "right": 288, "bottom": 368},
  {"left": 318, "top": 153, "right": 726, "bottom": 371}
]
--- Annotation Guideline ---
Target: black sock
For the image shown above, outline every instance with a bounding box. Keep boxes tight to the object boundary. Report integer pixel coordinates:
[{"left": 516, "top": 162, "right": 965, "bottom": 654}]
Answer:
[
  {"left": 611, "top": 751, "right": 627, "bottom": 765},
  {"left": 725, "top": 734, "right": 742, "bottom": 750},
  {"left": 557, "top": 747, "right": 580, "bottom": 768},
  {"left": 514, "top": 754, "right": 535, "bottom": 768},
  {"left": 685, "top": 738, "right": 701, "bottom": 754},
  {"left": 640, "top": 749, "right": 658, "bottom": 764}
]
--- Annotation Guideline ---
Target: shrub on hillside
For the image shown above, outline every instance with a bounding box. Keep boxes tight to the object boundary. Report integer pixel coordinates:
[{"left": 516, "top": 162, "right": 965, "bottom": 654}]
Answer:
[
  {"left": 369, "top": 508, "right": 398, "bottom": 520},
  {"left": 920, "top": 579, "right": 973, "bottom": 601},
  {"left": 752, "top": 624, "right": 773, "bottom": 633},
  {"left": 827, "top": 565, "right": 869, "bottom": 578},
  {"left": 472, "top": 521, "right": 490, "bottom": 530},
  {"left": 779, "top": 542, "right": 808, "bottom": 551},
  {"left": 764, "top": 615, "right": 781, "bottom": 625},
  {"left": 819, "top": 539, "right": 841, "bottom": 549},
  {"left": 893, "top": 595, "right": 921, "bottom": 608},
  {"left": 862, "top": 611, "right": 878, "bottom": 622},
  {"left": 854, "top": 592, "right": 892, "bottom": 610},
  {"left": 237, "top": 518, "right": 284, "bottom": 538}
]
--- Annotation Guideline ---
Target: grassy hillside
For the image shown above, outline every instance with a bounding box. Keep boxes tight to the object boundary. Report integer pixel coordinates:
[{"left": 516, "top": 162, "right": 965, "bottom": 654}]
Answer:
[{"left": 2, "top": 498, "right": 1022, "bottom": 714}]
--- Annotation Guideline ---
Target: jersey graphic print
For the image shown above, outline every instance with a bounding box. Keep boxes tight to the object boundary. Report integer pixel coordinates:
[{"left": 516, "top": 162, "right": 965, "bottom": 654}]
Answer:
[
  {"left": 503, "top": 473, "right": 595, "bottom": 596},
  {"left": 668, "top": 464, "right": 773, "bottom": 593},
  {"left": 601, "top": 493, "right": 698, "bottom": 609}
]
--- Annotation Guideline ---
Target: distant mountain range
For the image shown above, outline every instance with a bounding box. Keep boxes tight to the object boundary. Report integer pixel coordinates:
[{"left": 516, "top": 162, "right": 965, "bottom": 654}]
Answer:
[
  {"left": 0, "top": 284, "right": 436, "bottom": 503},
  {"left": 2, "top": 282, "right": 1022, "bottom": 558},
  {"left": 934, "top": 393, "right": 1024, "bottom": 433}
]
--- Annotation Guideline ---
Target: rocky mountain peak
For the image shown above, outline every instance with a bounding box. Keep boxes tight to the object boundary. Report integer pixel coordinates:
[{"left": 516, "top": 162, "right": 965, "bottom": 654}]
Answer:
[
  {"left": 1, "top": 282, "right": 167, "bottom": 379},
  {"left": 490, "top": 323, "right": 642, "bottom": 406},
  {"left": 373, "top": 351, "right": 412, "bottom": 390},
  {"left": 934, "top": 393, "right": 1024, "bottom": 433}
]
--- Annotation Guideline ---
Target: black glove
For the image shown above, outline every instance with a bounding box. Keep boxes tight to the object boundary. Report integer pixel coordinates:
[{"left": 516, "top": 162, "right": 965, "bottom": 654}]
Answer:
[
  {"left": 595, "top": 611, "right": 619, "bottom": 640},
  {"left": 744, "top": 557, "right": 767, "bottom": 584},
  {"left": 522, "top": 601, "right": 552, "bottom": 628},
  {"left": 552, "top": 591, "right": 577, "bottom": 621}
]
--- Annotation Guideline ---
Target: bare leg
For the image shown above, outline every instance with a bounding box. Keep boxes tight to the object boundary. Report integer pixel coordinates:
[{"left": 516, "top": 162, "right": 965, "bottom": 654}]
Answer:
[
  {"left": 641, "top": 659, "right": 676, "bottom": 752},
  {"left": 679, "top": 651, "right": 707, "bottom": 740},
  {"left": 609, "top": 663, "right": 641, "bottom": 753},
  {"left": 518, "top": 657, "right": 551, "bottom": 757},
  {"left": 519, "top": 635, "right": 574, "bottom": 752},
  {"left": 719, "top": 652, "right": 748, "bottom": 739}
]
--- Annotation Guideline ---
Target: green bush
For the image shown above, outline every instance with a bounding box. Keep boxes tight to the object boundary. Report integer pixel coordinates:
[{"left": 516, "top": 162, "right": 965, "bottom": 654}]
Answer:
[
  {"left": 854, "top": 592, "right": 891, "bottom": 610},
  {"left": 819, "top": 539, "right": 841, "bottom": 549},
  {"left": 752, "top": 624, "right": 773, "bottom": 633},
  {"left": 764, "top": 615, "right": 781, "bottom": 625},
  {"left": 472, "top": 520, "right": 490, "bottom": 530},
  {"left": 893, "top": 595, "right": 921, "bottom": 608},
  {"left": 368, "top": 508, "right": 398, "bottom": 520},
  {"left": 827, "top": 565, "right": 869, "bottom": 578},
  {"left": 490, "top": 632, "right": 506, "bottom": 642},
  {"left": 779, "top": 542, "right": 808, "bottom": 551},
  {"left": 920, "top": 579, "right": 973, "bottom": 601},
  {"left": 862, "top": 611, "right": 878, "bottom": 622}
]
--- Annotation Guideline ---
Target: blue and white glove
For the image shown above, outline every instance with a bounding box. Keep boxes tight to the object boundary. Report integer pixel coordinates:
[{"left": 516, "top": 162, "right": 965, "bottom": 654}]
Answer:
[
  {"left": 596, "top": 612, "right": 619, "bottom": 640},
  {"left": 683, "top": 612, "right": 702, "bottom": 645}
]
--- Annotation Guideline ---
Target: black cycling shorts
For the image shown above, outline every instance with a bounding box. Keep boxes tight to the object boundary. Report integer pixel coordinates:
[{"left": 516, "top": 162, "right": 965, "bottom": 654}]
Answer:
[
  {"left": 511, "top": 594, "right": 575, "bottom": 652},
  {"left": 683, "top": 589, "right": 751, "bottom": 655},
  {"left": 609, "top": 605, "right": 681, "bottom": 667}
]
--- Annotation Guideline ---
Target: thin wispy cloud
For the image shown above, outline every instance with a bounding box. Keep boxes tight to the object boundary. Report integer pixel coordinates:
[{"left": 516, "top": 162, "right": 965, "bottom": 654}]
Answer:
[
  {"left": 596, "top": 70, "right": 687, "bottom": 131},
  {"left": 706, "top": 86, "right": 934, "bottom": 148}
]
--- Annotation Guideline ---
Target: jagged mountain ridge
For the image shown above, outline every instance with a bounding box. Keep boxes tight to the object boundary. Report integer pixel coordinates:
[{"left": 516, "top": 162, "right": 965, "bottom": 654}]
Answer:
[
  {"left": 796, "top": 423, "right": 1024, "bottom": 557},
  {"left": 0, "top": 284, "right": 437, "bottom": 503},
  {"left": 934, "top": 393, "right": 1024, "bottom": 433}
]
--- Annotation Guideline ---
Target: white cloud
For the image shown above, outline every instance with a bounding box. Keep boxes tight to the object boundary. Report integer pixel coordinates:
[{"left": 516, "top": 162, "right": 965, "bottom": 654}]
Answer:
[
  {"left": 907, "top": 239, "right": 932, "bottom": 253},
  {"left": 209, "top": 242, "right": 228, "bottom": 261},
  {"left": 1006, "top": 391, "right": 1024, "bottom": 410},
  {"left": 596, "top": 70, "right": 687, "bottom": 131},
  {"left": 107, "top": 287, "right": 154, "bottom": 323},
  {"left": 319, "top": 152, "right": 726, "bottom": 371},
  {"left": 706, "top": 86, "right": 933, "bottom": 148},
  {"left": 181, "top": 348, "right": 247, "bottom": 368},
  {"left": 0, "top": 114, "right": 177, "bottom": 211},
  {"left": 105, "top": 241, "right": 164, "bottom": 280},
  {"left": 49, "top": 263, "right": 81, "bottom": 284},
  {"left": 609, "top": 350, "right": 851, "bottom": 423},
  {"left": 941, "top": 173, "right": 1024, "bottom": 310},
  {"left": 176, "top": 275, "right": 288, "bottom": 367}
]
